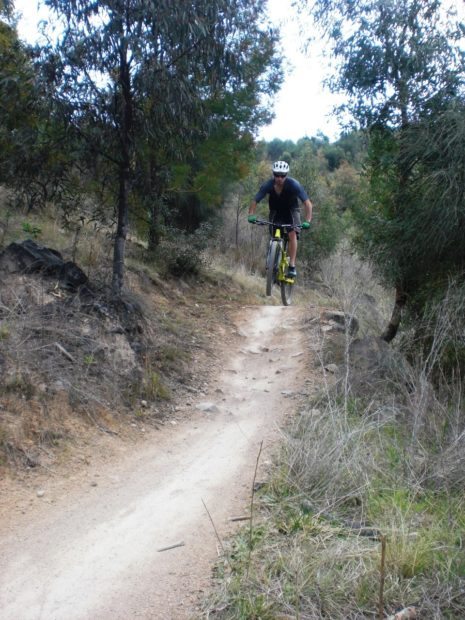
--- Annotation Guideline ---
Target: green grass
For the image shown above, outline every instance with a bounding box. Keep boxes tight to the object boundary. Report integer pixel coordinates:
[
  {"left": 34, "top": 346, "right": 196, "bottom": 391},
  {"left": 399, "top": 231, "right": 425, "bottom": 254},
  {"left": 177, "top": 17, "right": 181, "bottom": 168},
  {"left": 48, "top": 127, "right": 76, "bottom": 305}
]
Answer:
[
  {"left": 142, "top": 370, "right": 171, "bottom": 401},
  {"left": 204, "top": 395, "right": 465, "bottom": 619},
  {"left": 0, "top": 323, "right": 10, "bottom": 340}
]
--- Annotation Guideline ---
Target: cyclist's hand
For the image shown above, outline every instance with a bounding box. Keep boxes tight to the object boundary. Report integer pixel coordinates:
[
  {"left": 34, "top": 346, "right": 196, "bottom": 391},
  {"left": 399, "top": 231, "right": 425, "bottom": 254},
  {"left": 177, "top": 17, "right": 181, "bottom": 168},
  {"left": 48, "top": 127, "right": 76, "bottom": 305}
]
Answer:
[
  {"left": 248, "top": 214, "right": 257, "bottom": 223},
  {"left": 301, "top": 221, "right": 311, "bottom": 229}
]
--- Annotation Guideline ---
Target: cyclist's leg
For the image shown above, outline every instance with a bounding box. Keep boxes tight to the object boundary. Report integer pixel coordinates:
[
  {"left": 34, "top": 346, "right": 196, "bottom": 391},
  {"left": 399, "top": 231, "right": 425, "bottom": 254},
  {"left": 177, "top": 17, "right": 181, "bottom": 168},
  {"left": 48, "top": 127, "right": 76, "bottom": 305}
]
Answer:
[
  {"left": 288, "top": 230, "right": 297, "bottom": 266},
  {"left": 287, "top": 208, "right": 301, "bottom": 269}
]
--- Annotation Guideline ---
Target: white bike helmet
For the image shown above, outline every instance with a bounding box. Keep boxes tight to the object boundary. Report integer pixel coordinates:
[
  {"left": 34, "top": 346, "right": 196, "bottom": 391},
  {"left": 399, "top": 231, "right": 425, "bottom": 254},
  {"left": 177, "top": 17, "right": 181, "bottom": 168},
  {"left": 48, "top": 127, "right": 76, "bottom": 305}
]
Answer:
[{"left": 272, "top": 160, "right": 289, "bottom": 175}]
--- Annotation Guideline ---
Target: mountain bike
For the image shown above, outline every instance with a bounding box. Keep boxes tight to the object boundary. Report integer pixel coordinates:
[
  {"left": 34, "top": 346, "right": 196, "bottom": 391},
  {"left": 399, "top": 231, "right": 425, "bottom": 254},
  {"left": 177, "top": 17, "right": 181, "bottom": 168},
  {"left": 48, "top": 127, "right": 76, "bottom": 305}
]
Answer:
[{"left": 252, "top": 220, "right": 301, "bottom": 306}]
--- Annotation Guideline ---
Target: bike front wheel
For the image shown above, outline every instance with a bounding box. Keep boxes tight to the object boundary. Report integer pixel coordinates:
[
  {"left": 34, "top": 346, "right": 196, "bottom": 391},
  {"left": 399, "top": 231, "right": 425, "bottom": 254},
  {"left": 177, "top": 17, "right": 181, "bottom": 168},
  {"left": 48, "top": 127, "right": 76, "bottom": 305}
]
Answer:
[
  {"left": 280, "top": 280, "right": 293, "bottom": 305},
  {"left": 266, "top": 240, "right": 281, "bottom": 296},
  {"left": 280, "top": 239, "right": 293, "bottom": 305}
]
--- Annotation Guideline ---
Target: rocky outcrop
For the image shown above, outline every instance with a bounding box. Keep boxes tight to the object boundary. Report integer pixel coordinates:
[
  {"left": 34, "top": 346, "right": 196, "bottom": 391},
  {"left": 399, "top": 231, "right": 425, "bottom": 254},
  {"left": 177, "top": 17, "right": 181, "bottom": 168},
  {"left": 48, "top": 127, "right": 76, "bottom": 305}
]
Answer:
[{"left": 0, "top": 239, "right": 88, "bottom": 292}]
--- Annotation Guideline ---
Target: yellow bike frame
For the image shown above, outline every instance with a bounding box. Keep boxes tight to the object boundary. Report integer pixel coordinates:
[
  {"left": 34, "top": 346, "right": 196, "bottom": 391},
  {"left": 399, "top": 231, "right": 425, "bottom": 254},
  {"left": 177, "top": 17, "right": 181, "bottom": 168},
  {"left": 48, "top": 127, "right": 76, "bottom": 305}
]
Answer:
[{"left": 273, "top": 228, "right": 294, "bottom": 284}]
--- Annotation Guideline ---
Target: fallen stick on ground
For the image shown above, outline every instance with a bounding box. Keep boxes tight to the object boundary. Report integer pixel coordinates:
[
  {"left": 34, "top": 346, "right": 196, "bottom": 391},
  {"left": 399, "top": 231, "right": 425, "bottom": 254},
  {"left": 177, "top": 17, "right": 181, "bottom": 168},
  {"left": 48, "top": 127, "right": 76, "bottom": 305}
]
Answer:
[
  {"left": 157, "top": 541, "right": 185, "bottom": 552},
  {"left": 54, "top": 341, "right": 76, "bottom": 362}
]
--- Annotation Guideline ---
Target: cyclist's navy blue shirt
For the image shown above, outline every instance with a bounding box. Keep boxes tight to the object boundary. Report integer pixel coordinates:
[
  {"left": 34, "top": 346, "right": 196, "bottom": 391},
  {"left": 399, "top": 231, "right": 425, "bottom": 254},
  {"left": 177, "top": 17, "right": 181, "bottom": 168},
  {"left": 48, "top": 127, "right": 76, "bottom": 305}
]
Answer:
[{"left": 254, "top": 177, "right": 309, "bottom": 214}]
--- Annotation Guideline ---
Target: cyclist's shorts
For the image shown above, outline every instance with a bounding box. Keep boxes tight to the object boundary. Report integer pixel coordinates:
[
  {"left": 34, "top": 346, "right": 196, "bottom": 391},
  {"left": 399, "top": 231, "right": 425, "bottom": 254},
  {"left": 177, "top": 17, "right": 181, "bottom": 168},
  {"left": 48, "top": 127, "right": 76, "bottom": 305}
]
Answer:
[{"left": 269, "top": 208, "right": 301, "bottom": 237}]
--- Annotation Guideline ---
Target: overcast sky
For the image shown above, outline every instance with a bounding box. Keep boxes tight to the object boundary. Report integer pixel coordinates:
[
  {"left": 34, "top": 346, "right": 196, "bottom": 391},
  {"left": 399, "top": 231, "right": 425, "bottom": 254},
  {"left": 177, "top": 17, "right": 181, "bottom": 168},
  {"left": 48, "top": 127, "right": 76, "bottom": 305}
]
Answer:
[
  {"left": 260, "top": 0, "right": 344, "bottom": 142},
  {"left": 14, "top": 0, "right": 345, "bottom": 143}
]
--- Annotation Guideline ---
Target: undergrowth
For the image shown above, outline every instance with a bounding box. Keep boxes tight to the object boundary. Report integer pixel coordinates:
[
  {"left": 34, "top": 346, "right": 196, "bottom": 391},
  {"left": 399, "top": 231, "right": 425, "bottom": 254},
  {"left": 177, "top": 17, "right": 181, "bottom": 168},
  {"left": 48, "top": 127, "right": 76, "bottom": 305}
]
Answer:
[
  {"left": 204, "top": 249, "right": 465, "bottom": 619},
  {"left": 0, "top": 201, "right": 262, "bottom": 470}
]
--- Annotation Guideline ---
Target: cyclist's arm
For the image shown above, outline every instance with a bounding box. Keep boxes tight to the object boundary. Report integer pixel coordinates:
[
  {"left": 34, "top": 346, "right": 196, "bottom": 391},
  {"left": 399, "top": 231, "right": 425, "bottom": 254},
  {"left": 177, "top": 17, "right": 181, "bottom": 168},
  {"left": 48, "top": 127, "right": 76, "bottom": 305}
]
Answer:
[
  {"left": 248, "top": 199, "right": 258, "bottom": 216},
  {"left": 250, "top": 180, "right": 273, "bottom": 213},
  {"left": 249, "top": 181, "right": 270, "bottom": 217},
  {"left": 287, "top": 178, "right": 312, "bottom": 222},
  {"left": 303, "top": 198, "right": 313, "bottom": 222}
]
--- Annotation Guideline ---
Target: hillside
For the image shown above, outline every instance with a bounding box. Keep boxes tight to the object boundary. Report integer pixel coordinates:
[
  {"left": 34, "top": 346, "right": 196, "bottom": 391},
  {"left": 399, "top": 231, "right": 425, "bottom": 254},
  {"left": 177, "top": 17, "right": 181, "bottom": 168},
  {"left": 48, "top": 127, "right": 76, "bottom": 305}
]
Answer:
[{"left": 0, "top": 233, "right": 265, "bottom": 476}]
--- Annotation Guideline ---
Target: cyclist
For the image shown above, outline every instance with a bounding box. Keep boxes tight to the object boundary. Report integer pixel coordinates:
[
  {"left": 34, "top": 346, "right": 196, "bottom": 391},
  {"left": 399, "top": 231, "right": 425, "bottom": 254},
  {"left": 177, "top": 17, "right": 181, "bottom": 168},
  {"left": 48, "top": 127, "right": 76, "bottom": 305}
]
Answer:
[{"left": 247, "top": 161, "right": 313, "bottom": 278}]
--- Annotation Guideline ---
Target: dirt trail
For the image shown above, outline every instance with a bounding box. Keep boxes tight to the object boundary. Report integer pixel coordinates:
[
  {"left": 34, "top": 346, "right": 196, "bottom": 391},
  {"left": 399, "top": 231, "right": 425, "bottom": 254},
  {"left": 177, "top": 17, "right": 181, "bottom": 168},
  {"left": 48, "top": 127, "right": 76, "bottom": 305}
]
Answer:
[{"left": 0, "top": 304, "right": 317, "bottom": 619}]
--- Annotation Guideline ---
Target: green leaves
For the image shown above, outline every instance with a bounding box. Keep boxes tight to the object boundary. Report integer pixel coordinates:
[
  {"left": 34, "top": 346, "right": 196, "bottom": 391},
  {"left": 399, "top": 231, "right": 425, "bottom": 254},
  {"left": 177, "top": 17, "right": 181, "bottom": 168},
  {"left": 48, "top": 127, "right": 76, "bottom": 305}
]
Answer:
[
  {"left": 306, "top": 0, "right": 464, "bottom": 129},
  {"left": 302, "top": 0, "right": 465, "bottom": 337}
]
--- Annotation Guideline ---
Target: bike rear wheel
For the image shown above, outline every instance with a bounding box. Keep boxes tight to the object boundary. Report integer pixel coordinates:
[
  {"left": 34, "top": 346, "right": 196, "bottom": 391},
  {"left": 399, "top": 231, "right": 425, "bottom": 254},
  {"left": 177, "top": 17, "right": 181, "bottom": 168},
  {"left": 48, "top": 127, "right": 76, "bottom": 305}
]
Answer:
[{"left": 266, "top": 240, "right": 281, "bottom": 296}]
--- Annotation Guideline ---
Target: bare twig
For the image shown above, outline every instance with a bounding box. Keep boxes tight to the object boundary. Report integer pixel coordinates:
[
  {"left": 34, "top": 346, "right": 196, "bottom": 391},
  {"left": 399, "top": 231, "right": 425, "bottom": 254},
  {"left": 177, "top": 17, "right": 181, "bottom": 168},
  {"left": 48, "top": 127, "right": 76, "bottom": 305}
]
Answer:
[
  {"left": 82, "top": 408, "right": 119, "bottom": 436},
  {"left": 157, "top": 541, "right": 185, "bottom": 552},
  {"left": 378, "top": 534, "right": 387, "bottom": 620},
  {"left": 54, "top": 342, "right": 76, "bottom": 362},
  {"left": 202, "top": 498, "right": 229, "bottom": 567},
  {"left": 247, "top": 440, "right": 263, "bottom": 577}
]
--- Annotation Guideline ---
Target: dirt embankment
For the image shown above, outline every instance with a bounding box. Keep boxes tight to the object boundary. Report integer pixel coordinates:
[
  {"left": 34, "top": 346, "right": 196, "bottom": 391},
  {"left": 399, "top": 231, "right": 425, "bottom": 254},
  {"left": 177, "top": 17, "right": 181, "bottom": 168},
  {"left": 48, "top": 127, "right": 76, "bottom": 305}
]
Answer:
[{"left": 0, "top": 239, "right": 254, "bottom": 472}]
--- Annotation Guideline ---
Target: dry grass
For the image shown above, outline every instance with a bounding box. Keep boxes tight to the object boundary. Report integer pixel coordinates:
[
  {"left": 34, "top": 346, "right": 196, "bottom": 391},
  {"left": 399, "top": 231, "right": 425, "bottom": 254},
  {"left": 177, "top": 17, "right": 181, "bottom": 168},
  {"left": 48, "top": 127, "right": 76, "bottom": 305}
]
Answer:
[
  {"left": 0, "top": 203, "right": 262, "bottom": 471},
  {"left": 204, "top": 249, "right": 465, "bottom": 620},
  {"left": 318, "top": 242, "right": 392, "bottom": 337}
]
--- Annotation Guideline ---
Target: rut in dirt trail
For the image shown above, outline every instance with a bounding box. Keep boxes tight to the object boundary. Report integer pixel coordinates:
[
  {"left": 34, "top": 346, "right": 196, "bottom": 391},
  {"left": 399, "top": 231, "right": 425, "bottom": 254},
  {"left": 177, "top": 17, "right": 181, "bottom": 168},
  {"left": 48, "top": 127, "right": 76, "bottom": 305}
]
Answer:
[{"left": 0, "top": 304, "right": 313, "bottom": 619}]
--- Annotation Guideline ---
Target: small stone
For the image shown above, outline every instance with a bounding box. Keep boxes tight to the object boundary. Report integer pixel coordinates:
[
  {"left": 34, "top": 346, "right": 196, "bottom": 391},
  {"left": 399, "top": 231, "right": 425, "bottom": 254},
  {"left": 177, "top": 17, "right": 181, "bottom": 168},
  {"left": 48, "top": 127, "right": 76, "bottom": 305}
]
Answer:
[
  {"left": 196, "top": 402, "right": 219, "bottom": 413},
  {"left": 36, "top": 490, "right": 45, "bottom": 498},
  {"left": 300, "top": 499, "right": 313, "bottom": 513}
]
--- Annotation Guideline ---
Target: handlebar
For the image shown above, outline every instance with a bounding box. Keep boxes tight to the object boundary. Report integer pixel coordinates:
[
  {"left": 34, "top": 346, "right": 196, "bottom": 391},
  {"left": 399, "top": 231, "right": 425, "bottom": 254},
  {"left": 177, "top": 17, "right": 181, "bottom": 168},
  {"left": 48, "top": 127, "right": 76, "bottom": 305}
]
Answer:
[{"left": 251, "top": 219, "right": 303, "bottom": 230}]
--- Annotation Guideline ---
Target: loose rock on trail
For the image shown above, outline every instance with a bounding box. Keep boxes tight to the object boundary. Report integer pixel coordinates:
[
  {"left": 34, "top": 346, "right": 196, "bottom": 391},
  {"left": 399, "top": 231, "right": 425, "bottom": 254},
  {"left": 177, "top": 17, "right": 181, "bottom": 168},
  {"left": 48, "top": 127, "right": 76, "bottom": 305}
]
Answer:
[{"left": 0, "top": 304, "right": 318, "bottom": 619}]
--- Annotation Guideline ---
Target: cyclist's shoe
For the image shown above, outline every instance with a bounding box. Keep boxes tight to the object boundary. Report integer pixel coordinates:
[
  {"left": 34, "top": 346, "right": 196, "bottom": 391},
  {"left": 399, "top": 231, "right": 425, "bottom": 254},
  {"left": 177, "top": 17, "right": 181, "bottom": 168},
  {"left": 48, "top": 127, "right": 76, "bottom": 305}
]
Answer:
[{"left": 287, "top": 266, "right": 297, "bottom": 278}]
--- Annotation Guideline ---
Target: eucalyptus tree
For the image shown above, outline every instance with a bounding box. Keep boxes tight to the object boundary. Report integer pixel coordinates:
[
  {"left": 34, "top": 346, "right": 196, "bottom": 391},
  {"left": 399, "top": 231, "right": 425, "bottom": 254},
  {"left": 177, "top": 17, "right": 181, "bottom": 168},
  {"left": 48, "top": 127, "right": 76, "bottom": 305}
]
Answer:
[
  {"left": 134, "top": 8, "right": 281, "bottom": 251},
  {"left": 0, "top": 7, "right": 52, "bottom": 208},
  {"left": 0, "top": 16, "right": 32, "bottom": 184},
  {"left": 0, "top": 0, "right": 13, "bottom": 17},
  {"left": 299, "top": 0, "right": 464, "bottom": 340},
  {"left": 42, "top": 0, "right": 280, "bottom": 296}
]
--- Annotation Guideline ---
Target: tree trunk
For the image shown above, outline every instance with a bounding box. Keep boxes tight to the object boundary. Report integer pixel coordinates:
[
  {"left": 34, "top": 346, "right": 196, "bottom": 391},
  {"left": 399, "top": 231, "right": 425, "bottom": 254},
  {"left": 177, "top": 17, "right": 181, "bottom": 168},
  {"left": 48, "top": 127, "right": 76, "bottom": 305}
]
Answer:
[
  {"left": 112, "top": 166, "right": 129, "bottom": 297},
  {"left": 381, "top": 95, "right": 410, "bottom": 342},
  {"left": 111, "top": 34, "right": 132, "bottom": 297},
  {"left": 381, "top": 285, "right": 407, "bottom": 342},
  {"left": 148, "top": 198, "right": 161, "bottom": 254},
  {"left": 235, "top": 198, "right": 240, "bottom": 248}
]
